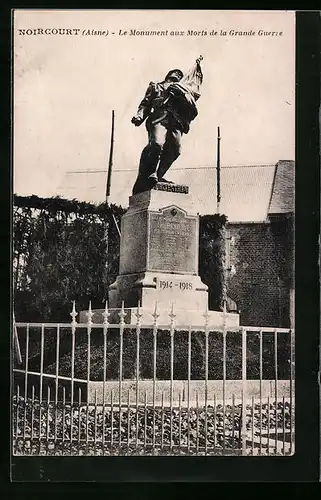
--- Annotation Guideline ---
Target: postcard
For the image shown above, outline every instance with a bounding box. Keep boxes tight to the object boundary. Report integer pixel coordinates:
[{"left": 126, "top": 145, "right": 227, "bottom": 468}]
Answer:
[{"left": 12, "top": 9, "right": 296, "bottom": 473}]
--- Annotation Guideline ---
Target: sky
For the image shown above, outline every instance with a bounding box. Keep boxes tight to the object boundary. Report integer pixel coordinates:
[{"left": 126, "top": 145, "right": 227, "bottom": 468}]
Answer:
[{"left": 13, "top": 10, "right": 295, "bottom": 204}]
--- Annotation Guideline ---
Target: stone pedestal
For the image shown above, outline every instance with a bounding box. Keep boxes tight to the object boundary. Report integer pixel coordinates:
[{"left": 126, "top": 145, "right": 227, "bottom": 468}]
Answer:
[
  {"left": 108, "top": 186, "right": 208, "bottom": 313},
  {"left": 103, "top": 183, "right": 239, "bottom": 328}
]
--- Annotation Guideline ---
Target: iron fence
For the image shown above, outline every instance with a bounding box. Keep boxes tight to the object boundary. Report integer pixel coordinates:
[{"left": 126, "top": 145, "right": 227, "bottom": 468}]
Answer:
[{"left": 12, "top": 301, "right": 295, "bottom": 456}]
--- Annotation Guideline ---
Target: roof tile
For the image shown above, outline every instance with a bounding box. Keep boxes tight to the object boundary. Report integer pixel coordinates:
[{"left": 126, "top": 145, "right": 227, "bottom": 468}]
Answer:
[
  {"left": 58, "top": 162, "right": 293, "bottom": 223},
  {"left": 268, "top": 160, "right": 295, "bottom": 215}
]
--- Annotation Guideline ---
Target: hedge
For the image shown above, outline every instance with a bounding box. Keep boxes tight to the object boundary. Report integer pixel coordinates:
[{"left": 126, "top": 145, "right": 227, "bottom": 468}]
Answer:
[{"left": 13, "top": 195, "right": 227, "bottom": 322}]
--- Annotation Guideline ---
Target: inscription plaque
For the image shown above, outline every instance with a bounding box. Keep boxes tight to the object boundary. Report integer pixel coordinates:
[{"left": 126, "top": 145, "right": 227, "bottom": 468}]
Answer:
[
  {"left": 148, "top": 209, "right": 197, "bottom": 274},
  {"left": 153, "top": 183, "right": 189, "bottom": 194},
  {"left": 156, "top": 277, "right": 194, "bottom": 291}
]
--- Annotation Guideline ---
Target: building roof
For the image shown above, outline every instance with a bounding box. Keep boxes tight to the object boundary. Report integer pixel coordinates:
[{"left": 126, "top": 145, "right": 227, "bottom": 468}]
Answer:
[
  {"left": 268, "top": 160, "right": 295, "bottom": 215},
  {"left": 57, "top": 161, "right": 294, "bottom": 223}
]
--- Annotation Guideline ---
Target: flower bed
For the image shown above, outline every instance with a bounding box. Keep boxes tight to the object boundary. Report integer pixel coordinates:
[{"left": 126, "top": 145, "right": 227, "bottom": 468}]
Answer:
[{"left": 12, "top": 396, "right": 292, "bottom": 456}]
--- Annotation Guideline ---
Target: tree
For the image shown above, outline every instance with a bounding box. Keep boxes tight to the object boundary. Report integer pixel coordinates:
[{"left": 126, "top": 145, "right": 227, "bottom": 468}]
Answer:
[{"left": 13, "top": 195, "right": 125, "bottom": 321}]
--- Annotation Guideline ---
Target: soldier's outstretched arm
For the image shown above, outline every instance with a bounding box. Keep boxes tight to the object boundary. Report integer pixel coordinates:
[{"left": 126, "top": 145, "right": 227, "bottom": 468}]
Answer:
[{"left": 131, "top": 82, "right": 155, "bottom": 126}]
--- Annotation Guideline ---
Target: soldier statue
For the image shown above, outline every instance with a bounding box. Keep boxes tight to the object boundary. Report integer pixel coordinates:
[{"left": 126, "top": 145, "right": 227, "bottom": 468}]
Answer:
[{"left": 131, "top": 57, "right": 203, "bottom": 195}]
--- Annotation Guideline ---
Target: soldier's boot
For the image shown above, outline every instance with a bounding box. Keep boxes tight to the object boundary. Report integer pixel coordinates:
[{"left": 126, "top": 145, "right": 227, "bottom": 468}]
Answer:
[{"left": 157, "top": 142, "right": 181, "bottom": 184}]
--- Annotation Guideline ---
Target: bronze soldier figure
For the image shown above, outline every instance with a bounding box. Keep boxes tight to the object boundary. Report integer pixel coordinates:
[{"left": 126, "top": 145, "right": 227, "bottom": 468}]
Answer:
[{"left": 131, "top": 59, "right": 203, "bottom": 195}]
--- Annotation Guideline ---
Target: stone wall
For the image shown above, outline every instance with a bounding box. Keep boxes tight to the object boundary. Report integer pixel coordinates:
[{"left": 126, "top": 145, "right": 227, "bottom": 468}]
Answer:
[{"left": 88, "top": 379, "right": 294, "bottom": 405}]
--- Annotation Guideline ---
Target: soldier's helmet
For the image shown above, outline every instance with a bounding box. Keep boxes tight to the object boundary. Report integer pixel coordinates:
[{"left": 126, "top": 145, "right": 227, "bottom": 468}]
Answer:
[{"left": 165, "top": 69, "right": 184, "bottom": 81}]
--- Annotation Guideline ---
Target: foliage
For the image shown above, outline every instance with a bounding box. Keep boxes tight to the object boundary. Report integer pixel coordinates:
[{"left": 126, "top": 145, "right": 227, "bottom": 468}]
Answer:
[
  {"left": 41, "top": 329, "right": 242, "bottom": 381},
  {"left": 15, "top": 327, "right": 290, "bottom": 383},
  {"left": 199, "top": 214, "right": 228, "bottom": 311},
  {"left": 12, "top": 395, "right": 292, "bottom": 456},
  {"left": 13, "top": 396, "right": 241, "bottom": 455},
  {"left": 13, "top": 195, "right": 126, "bottom": 321},
  {"left": 13, "top": 195, "right": 227, "bottom": 321}
]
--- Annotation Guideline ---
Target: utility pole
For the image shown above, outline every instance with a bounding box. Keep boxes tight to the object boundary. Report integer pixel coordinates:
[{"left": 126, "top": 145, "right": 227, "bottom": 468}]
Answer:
[
  {"left": 105, "top": 110, "right": 121, "bottom": 237},
  {"left": 216, "top": 126, "right": 227, "bottom": 311},
  {"left": 104, "top": 110, "right": 120, "bottom": 302},
  {"left": 216, "top": 126, "right": 221, "bottom": 214},
  {"left": 106, "top": 110, "right": 115, "bottom": 205}
]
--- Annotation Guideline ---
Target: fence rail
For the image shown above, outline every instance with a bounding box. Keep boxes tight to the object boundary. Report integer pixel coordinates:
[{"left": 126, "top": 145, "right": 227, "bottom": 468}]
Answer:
[{"left": 12, "top": 301, "right": 295, "bottom": 456}]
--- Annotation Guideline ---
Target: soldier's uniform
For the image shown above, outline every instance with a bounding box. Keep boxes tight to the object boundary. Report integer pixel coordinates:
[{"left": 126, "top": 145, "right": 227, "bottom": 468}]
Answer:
[
  {"left": 132, "top": 65, "right": 202, "bottom": 195},
  {"left": 132, "top": 75, "right": 185, "bottom": 195}
]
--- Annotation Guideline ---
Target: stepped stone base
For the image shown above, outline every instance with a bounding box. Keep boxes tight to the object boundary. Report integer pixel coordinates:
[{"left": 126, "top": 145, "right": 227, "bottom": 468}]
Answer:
[{"left": 80, "top": 183, "right": 239, "bottom": 328}]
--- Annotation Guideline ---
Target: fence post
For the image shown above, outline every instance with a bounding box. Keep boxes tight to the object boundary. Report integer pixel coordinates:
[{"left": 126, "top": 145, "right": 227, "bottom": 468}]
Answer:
[
  {"left": 203, "top": 304, "right": 209, "bottom": 456},
  {"left": 187, "top": 324, "right": 191, "bottom": 454},
  {"left": 13, "top": 312, "right": 22, "bottom": 365},
  {"left": 222, "top": 300, "right": 227, "bottom": 453},
  {"left": 118, "top": 301, "right": 126, "bottom": 453},
  {"left": 274, "top": 328, "right": 278, "bottom": 455},
  {"left": 135, "top": 300, "right": 142, "bottom": 450},
  {"left": 85, "top": 301, "right": 93, "bottom": 454},
  {"left": 102, "top": 300, "right": 110, "bottom": 456},
  {"left": 289, "top": 328, "right": 295, "bottom": 454},
  {"left": 152, "top": 301, "right": 159, "bottom": 453},
  {"left": 70, "top": 301, "right": 78, "bottom": 454},
  {"left": 241, "top": 327, "right": 248, "bottom": 455},
  {"left": 169, "top": 302, "right": 176, "bottom": 453}
]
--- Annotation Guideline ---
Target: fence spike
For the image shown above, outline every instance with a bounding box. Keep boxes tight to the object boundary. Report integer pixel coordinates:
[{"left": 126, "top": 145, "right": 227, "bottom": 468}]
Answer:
[
  {"left": 70, "top": 301, "right": 78, "bottom": 325},
  {"left": 85, "top": 301, "right": 94, "bottom": 326},
  {"left": 169, "top": 302, "right": 176, "bottom": 335},
  {"left": 203, "top": 303, "right": 209, "bottom": 329},
  {"left": 102, "top": 300, "right": 110, "bottom": 325},
  {"left": 152, "top": 301, "right": 160, "bottom": 323},
  {"left": 135, "top": 300, "right": 143, "bottom": 325},
  {"left": 118, "top": 300, "right": 127, "bottom": 325},
  {"left": 169, "top": 301, "right": 176, "bottom": 319},
  {"left": 223, "top": 299, "right": 227, "bottom": 329}
]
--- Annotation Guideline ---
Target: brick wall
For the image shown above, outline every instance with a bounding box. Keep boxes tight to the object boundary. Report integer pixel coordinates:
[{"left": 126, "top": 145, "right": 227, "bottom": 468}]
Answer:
[{"left": 226, "top": 220, "right": 293, "bottom": 328}]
